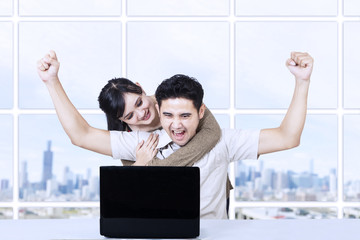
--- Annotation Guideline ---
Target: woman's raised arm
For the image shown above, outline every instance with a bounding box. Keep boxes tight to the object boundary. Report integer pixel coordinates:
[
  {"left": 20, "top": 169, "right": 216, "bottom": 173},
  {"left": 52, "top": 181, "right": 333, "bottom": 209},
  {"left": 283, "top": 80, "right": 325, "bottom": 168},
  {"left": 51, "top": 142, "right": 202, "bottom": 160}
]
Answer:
[{"left": 37, "top": 50, "right": 112, "bottom": 156}]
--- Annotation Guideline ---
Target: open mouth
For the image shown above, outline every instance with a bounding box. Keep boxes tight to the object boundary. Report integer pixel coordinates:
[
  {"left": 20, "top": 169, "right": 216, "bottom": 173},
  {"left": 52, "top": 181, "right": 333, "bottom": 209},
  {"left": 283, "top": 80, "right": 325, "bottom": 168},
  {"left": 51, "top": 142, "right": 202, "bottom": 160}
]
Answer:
[
  {"left": 143, "top": 110, "right": 151, "bottom": 121},
  {"left": 172, "top": 130, "right": 186, "bottom": 141}
]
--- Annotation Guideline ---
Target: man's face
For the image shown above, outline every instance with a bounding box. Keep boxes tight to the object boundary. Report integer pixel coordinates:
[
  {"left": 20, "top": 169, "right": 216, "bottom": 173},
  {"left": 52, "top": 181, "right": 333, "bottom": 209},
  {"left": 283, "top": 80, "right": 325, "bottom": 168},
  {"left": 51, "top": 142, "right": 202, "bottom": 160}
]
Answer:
[{"left": 158, "top": 98, "right": 205, "bottom": 146}]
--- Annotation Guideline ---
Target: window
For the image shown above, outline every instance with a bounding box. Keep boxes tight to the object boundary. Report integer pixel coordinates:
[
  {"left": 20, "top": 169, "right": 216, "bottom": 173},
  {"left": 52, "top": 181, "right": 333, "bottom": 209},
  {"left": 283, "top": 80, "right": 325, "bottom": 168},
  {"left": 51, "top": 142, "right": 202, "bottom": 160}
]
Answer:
[
  {"left": 235, "top": 115, "right": 337, "bottom": 205},
  {"left": 0, "top": 0, "right": 12, "bottom": 16},
  {"left": 1, "top": 0, "right": 358, "bottom": 220},
  {"left": 235, "top": 0, "right": 337, "bottom": 16},
  {"left": 0, "top": 115, "right": 13, "bottom": 202},
  {"left": 18, "top": 0, "right": 121, "bottom": 16}
]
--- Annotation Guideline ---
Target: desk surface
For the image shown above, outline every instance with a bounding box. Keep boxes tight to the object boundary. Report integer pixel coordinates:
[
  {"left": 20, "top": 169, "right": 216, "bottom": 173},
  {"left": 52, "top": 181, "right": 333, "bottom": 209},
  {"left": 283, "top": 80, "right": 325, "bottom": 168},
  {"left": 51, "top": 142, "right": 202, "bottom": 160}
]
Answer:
[{"left": 0, "top": 218, "right": 359, "bottom": 240}]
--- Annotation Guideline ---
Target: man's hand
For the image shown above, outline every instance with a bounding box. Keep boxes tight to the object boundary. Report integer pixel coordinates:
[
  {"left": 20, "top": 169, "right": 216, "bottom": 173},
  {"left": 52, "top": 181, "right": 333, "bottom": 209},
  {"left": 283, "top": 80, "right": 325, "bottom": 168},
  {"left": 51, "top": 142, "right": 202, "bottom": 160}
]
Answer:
[
  {"left": 133, "top": 133, "right": 159, "bottom": 166},
  {"left": 37, "top": 50, "right": 60, "bottom": 83},
  {"left": 286, "top": 52, "right": 314, "bottom": 82}
]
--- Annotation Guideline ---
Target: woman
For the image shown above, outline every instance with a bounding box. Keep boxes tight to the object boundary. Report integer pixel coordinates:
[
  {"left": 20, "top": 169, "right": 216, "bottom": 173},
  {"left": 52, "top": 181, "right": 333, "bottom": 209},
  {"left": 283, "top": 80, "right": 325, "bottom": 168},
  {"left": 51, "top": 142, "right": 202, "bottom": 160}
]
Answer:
[{"left": 37, "top": 50, "right": 232, "bottom": 211}]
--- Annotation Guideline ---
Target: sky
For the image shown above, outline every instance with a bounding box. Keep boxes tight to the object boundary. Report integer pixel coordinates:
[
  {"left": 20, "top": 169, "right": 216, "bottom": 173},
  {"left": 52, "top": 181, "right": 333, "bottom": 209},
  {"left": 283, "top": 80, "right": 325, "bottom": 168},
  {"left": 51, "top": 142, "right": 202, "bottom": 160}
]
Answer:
[
  {"left": 344, "top": 22, "right": 360, "bottom": 108},
  {"left": 0, "top": 22, "right": 13, "bottom": 109},
  {"left": 127, "top": 0, "right": 229, "bottom": 16},
  {"left": 18, "top": 0, "right": 121, "bottom": 16},
  {"left": 236, "top": 21, "right": 338, "bottom": 109},
  {"left": 236, "top": 114, "right": 338, "bottom": 178},
  {"left": 0, "top": 0, "right": 12, "bottom": 16},
  {"left": 1, "top": 1, "right": 360, "bottom": 189},
  {"left": 18, "top": 22, "right": 122, "bottom": 109},
  {"left": 235, "top": 0, "right": 336, "bottom": 15},
  {"left": 18, "top": 114, "right": 119, "bottom": 183}
]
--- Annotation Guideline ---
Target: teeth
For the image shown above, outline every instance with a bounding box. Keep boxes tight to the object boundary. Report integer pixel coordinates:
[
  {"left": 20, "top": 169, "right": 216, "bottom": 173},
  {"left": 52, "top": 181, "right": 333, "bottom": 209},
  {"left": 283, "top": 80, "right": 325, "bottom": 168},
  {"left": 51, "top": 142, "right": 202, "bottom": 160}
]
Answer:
[
  {"left": 144, "top": 112, "right": 149, "bottom": 120},
  {"left": 173, "top": 130, "right": 184, "bottom": 134}
]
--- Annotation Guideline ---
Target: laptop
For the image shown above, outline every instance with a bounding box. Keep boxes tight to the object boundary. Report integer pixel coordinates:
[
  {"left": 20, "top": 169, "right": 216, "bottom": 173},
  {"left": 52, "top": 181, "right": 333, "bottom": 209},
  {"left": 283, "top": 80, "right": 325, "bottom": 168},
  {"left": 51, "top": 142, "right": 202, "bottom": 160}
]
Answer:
[{"left": 100, "top": 166, "right": 200, "bottom": 238}]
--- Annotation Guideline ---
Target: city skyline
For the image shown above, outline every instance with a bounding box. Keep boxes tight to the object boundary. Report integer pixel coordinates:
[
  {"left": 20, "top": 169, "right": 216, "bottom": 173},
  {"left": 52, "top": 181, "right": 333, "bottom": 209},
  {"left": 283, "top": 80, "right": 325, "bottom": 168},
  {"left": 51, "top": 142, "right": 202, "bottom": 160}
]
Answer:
[
  {"left": 1, "top": 113, "right": 360, "bottom": 201},
  {"left": 19, "top": 140, "right": 100, "bottom": 201},
  {"left": 0, "top": 131, "right": 360, "bottom": 203},
  {"left": 235, "top": 159, "right": 337, "bottom": 202}
]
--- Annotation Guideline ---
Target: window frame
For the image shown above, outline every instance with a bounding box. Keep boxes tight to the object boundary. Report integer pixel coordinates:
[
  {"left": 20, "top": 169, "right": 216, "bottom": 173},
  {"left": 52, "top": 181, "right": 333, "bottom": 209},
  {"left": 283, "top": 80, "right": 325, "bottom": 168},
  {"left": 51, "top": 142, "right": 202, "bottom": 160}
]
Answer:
[{"left": 0, "top": 0, "right": 357, "bottom": 220}]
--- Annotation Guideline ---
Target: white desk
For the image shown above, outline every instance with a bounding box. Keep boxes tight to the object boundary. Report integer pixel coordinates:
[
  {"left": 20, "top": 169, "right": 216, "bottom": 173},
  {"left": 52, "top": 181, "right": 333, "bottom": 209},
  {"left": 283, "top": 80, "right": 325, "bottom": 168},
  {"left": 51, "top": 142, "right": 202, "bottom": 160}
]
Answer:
[{"left": 0, "top": 218, "right": 359, "bottom": 240}]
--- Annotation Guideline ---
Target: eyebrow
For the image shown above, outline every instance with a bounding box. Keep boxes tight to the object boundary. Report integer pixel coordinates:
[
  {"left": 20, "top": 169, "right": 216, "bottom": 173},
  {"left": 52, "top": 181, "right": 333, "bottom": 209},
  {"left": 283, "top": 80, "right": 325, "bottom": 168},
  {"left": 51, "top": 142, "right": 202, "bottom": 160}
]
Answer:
[
  {"left": 123, "top": 97, "right": 141, "bottom": 119},
  {"left": 162, "top": 111, "right": 173, "bottom": 115},
  {"left": 162, "top": 112, "right": 192, "bottom": 116}
]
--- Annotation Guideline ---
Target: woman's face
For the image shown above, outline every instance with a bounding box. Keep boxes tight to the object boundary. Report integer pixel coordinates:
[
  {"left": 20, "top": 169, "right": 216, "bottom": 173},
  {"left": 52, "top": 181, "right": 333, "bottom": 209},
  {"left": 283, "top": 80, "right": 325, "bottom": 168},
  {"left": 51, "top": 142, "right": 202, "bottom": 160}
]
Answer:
[{"left": 119, "top": 92, "right": 159, "bottom": 130}]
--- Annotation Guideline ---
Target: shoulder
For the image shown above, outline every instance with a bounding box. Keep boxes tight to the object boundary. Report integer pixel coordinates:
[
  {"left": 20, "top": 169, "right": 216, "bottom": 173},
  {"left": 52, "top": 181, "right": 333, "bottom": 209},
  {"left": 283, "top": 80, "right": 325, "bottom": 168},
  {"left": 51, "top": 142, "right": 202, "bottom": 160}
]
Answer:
[
  {"left": 222, "top": 128, "right": 260, "bottom": 137},
  {"left": 220, "top": 128, "right": 261, "bottom": 146},
  {"left": 218, "top": 128, "right": 260, "bottom": 162}
]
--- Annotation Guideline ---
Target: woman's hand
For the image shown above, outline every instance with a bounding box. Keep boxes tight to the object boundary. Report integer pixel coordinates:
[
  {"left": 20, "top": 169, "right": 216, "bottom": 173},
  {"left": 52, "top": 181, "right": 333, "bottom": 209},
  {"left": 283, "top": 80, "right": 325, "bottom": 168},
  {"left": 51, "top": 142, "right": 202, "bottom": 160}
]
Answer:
[
  {"left": 37, "top": 50, "right": 60, "bottom": 83},
  {"left": 133, "top": 133, "right": 159, "bottom": 166}
]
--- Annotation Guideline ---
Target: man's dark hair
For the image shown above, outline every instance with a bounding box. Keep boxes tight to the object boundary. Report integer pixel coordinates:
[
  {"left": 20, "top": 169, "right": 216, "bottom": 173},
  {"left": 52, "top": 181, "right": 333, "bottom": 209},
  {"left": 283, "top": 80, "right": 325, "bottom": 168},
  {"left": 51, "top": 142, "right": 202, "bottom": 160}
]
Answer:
[{"left": 155, "top": 74, "right": 204, "bottom": 111}]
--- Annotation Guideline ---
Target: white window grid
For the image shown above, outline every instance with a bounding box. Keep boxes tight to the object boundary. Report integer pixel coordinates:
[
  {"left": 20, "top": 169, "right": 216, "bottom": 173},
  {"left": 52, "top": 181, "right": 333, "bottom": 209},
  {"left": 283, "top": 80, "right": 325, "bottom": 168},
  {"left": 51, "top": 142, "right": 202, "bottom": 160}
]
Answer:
[{"left": 0, "top": 0, "right": 359, "bottom": 220}]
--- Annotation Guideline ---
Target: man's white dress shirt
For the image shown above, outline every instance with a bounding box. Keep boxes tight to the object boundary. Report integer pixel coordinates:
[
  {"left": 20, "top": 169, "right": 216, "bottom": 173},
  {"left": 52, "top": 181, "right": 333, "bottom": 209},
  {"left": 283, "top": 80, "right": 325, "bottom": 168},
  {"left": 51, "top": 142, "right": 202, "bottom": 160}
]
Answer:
[{"left": 110, "top": 128, "right": 260, "bottom": 219}]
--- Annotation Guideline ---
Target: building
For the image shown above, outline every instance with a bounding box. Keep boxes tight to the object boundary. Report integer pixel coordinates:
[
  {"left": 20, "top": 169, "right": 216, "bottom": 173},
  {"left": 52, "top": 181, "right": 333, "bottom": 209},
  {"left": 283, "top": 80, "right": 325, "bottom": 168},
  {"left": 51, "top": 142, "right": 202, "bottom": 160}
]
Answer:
[{"left": 41, "top": 140, "right": 53, "bottom": 190}]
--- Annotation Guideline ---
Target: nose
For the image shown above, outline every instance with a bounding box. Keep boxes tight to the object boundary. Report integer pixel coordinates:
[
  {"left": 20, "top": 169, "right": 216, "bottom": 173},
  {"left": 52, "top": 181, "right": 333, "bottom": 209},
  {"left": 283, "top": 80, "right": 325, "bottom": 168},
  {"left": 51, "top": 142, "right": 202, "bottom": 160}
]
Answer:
[
  {"left": 172, "top": 118, "right": 183, "bottom": 128},
  {"left": 136, "top": 108, "right": 146, "bottom": 120}
]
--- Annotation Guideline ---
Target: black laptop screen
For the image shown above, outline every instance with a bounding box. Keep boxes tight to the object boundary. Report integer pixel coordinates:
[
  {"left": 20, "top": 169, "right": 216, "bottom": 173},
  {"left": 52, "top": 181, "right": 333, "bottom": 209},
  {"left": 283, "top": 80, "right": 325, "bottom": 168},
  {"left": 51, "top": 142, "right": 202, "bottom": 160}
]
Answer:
[{"left": 100, "top": 166, "right": 200, "bottom": 219}]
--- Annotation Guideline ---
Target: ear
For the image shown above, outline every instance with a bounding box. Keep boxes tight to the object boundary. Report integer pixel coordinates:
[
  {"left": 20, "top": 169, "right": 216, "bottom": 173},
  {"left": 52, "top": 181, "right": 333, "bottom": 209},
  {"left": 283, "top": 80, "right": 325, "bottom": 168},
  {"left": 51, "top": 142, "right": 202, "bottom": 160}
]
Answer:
[
  {"left": 135, "top": 82, "right": 146, "bottom": 95},
  {"left": 198, "top": 103, "right": 206, "bottom": 119},
  {"left": 155, "top": 103, "right": 160, "bottom": 114}
]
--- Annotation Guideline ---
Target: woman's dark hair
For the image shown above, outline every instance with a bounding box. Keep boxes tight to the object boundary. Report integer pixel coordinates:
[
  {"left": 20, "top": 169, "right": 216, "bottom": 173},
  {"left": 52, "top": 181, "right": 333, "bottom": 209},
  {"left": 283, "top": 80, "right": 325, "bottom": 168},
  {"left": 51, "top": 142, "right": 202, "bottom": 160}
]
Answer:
[{"left": 98, "top": 78, "right": 142, "bottom": 131}]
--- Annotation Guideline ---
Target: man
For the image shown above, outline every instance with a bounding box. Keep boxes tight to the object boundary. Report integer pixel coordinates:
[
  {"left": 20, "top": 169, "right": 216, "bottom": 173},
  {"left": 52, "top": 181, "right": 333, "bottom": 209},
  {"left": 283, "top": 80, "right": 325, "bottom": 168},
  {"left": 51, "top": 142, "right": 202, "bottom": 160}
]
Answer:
[{"left": 111, "top": 52, "right": 314, "bottom": 218}]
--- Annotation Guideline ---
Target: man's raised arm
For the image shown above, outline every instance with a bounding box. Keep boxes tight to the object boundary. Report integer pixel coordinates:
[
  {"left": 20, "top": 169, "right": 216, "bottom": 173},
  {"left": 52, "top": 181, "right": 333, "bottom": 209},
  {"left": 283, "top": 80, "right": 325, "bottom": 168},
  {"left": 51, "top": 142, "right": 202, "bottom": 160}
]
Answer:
[{"left": 258, "top": 52, "right": 313, "bottom": 155}]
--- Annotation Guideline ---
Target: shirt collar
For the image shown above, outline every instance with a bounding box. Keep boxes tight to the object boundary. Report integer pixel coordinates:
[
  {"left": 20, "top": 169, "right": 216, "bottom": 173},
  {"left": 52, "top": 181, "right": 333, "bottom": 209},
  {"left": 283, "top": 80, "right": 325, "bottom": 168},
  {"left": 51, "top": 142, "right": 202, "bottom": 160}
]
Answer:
[{"left": 155, "top": 129, "right": 174, "bottom": 149}]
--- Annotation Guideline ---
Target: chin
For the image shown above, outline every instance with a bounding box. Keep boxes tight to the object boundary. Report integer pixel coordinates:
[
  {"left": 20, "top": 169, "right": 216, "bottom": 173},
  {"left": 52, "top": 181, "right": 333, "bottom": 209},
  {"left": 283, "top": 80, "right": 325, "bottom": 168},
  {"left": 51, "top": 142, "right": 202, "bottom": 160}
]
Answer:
[{"left": 174, "top": 139, "right": 189, "bottom": 147}]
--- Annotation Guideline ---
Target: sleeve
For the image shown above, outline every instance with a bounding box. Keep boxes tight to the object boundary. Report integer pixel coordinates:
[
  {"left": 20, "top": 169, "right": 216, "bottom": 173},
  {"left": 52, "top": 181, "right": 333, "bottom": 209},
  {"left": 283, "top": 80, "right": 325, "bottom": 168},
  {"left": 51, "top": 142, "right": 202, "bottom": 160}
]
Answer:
[
  {"left": 224, "top": 128, "right": 260, "bottom": 163},
  {"left": 110, "top": 130, "right": 143, "bottom": 161},
  {"left": 121, "top": 159, "right": 134, "bottom": 166},
  {"left": 146, "top": 107, "right": 221, "bottom": 166}
]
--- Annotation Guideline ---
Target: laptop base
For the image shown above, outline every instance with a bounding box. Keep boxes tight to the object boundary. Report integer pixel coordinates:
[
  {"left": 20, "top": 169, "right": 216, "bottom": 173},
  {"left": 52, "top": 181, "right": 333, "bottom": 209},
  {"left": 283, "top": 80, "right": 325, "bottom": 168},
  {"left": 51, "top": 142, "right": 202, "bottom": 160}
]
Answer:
[{"left": 100, "top": 217, "right": 200, "bottom": 238}]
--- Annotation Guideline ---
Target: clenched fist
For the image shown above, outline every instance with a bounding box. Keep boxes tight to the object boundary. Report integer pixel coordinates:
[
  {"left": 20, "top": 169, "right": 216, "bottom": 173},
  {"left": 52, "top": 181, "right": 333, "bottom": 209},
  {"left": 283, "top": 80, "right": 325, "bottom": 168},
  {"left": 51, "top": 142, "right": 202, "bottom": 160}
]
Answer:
[
  {"left": 37, "top": 50, "right": 60, "bottom": 83},
  {"left": 286, "top": 52, "right": 314, "bottom": 82}
]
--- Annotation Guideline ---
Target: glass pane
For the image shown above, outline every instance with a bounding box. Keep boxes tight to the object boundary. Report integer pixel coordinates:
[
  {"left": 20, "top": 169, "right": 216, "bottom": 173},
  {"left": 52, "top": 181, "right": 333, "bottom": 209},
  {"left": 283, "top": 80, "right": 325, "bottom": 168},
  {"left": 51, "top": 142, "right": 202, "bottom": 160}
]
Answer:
[
  {"left": 214, "top": 114, "right": 230, "bottom": 129},
  {"left": 0, "top": 22, "right": 13, "bottom": 109},
  {"left": 234, "top": 115, "right": 337, "bottom": 201},
  {"left": 235, "top": 22, "right": 337, "bottom": 109},
  {"left": 344, "top": 115, "right": 360, "bottom": 201},
  {"left": 19, "top": 22, "right": 121, "bottom": 109},
  {"left": 19, "top": 114, "right": 121, "bottom": 202},
  {"left": 19, "top": 0, "right": 121, "bottom": 16},
  {"left": 344, "top": 22, "right": 360, "bottom": 108},
  {"left": 0, "top": 208, "right": 13, "bottom": 219},
  {"left": 127, "top": 22, "right": 230, "bottom": 109},
  {"left": 0, "top": 0, "right": 12, "bottom": 16},
  {"left": 0, "top": 115, "right": 13, "bottom": 202},
  {"left": 235, "top": 207, "right": 337, "bottom": 220},
  {"left": 344, "top": 208, "right": 360, "bottom": 219},
  {"left": 236, "top": 0, "right": 337, "bottom": 16},
  {"left": 128, "top": 0, "right": 229, "bottom": 16},
  {"left": 344, "top": 0, "right": 360, "bottom": 16},
  {"left": 19, "top": 207, "right": 99, "bottom": 219}
]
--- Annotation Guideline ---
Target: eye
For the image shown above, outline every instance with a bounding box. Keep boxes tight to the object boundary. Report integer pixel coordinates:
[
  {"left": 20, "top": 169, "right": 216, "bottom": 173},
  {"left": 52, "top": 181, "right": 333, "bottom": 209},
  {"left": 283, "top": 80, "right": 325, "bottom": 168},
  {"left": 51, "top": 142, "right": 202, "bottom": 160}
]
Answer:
[
  {"left": 127, "top": 113, "right": 134, "bottom": 120},
  {"left": 136, "top": 99, "right": 143, "bottom": 107},
  {"left": 181, "top": 114, "right": 190, "bottom": 118}
]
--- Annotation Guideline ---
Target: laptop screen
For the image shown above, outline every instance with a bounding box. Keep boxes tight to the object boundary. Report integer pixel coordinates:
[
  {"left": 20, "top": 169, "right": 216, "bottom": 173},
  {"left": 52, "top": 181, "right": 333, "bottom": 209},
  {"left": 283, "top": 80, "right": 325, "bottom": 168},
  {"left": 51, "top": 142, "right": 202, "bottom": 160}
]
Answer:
[{"left": 100, "top": 166, "right": 200, "bottom": 219}]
